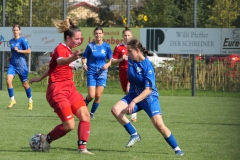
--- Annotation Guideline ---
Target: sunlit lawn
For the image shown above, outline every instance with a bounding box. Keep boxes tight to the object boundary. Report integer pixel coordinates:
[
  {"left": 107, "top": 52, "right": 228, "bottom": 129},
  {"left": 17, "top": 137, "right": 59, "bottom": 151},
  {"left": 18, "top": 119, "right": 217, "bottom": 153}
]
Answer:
[{"left": 0, "top": 90, "right": 240, "bottom": 160}]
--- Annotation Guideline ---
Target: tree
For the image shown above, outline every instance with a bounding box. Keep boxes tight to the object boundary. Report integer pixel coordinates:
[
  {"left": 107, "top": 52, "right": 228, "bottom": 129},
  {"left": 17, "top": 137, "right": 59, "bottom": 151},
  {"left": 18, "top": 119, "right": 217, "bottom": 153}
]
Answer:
[
  {"left": 31, "top": 0, "right": 64, "bottom": 26},
  {"left": 1, "top": 0, "right": 29, "bottom": 26},
  {"left": 1, "top": 0, "right": 65, "bottom": 27},
  {"left": 208, "top": 0, "right": 240, "bottom": 27},
  {"left": 142, "top": 0, "right": 180, "bottom": 27},
  {"left": 96, "top": 0, "right": 125, "bottom": 27}
]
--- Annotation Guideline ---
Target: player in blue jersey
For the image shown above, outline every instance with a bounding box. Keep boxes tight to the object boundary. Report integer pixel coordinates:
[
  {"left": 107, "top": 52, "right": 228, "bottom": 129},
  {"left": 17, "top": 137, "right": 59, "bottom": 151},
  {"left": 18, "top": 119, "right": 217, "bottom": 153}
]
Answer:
[
  {"left": 81, "top": 26, "right": 112, "bottom": 119},
  {"left": 111, "top": 39, "right": 184, "bottom": 156},
  {"left": 6, "top": 24, "right": 33, "bottom": 110},
  {"left": 111, "top": 26, "right": 137, "bottom": 122}
]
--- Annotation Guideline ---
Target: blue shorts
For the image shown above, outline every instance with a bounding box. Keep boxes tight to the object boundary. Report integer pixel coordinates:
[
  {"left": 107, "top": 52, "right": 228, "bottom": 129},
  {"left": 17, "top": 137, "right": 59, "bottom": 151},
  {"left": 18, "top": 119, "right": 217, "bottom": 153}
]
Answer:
[
  {"left": 7, "top": 64, "right": 28, "bottom": 82},
  {"left": 121, "top": 93, "right": 161, "bottom": 118},
  {"left": 86, "top": 69, "right": 107, "bottom": 87}
]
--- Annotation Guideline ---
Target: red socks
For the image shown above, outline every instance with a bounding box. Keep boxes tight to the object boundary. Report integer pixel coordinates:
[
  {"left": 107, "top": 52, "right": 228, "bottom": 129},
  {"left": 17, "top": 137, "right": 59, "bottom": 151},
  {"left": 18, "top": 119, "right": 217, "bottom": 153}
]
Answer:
[
  {"left": 47, "top": 124, "right": 67, "bottom": 143},
  {"left": 77, "top": 121, "right": 90, "bottom": 149},
  {"left": 46, "top": 121, "right": 90, "bottom": 150}
]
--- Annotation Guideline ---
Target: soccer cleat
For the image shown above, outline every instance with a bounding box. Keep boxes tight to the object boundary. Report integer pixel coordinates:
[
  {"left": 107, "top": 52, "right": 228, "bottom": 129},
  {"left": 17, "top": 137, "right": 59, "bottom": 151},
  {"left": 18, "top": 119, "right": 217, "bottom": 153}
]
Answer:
[
  {"left": 77, "top": 149, "right": 95, "bottom": 155},
  {"left": 131, "top": 113, "right": 137, "bottom": 122},
  {"left": 175, "top": 150, "right": 184, "bottom": 156},
  {"left": 28, "top": 101, "right": 33, "bottom": 110},
  {"left": 40, "top": 134, "right": 51, "bottom": 152},
  {"left": 125, "top": 134, "right": 141, "bottom": 147},
  {"left": 90, "top": 113, "right": 95, "bottom": 120},
  {"left": 8, "top": 100, "right": 16, "bottom": 108}
]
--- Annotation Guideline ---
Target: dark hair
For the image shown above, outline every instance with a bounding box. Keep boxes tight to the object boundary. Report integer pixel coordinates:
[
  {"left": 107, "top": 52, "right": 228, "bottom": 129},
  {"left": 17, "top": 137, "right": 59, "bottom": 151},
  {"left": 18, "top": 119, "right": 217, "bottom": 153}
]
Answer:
[
  {"left": 122, "top": 25, "right": 131, "bottom": 34},
  {"left": 94, "top": 26, "right": 103, "bottom": 33},
  {"left": 127, "top": 39, "right": 153, "bottom": 57},
  {"left": 52, "top": 18, "right": 81, "bottom": 41},
  {"left": 12, "top": 24, "right": 20, "bottom": 30}
]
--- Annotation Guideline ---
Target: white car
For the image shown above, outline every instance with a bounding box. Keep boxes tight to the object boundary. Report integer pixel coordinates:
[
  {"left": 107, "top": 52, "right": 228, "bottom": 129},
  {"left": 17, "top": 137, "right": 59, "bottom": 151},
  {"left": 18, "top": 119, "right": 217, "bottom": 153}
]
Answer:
[
  {"left": 147, "top": 53, "right": 175, "bottom": 70},
  {"left": 73, "top": 58, "right": 83, "bottom": 70}
]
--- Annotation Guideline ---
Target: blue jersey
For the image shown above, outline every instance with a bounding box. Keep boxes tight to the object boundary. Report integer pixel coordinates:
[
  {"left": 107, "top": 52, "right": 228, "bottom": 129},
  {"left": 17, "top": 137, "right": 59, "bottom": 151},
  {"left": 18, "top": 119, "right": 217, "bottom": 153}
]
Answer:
[
  {"left": 9, "top": 37, "right": 30, "bottom": 72},
  {"left": 83, "top": 41, "right": 112, "bottom": 75},
  {"left": 128, "top": 58, "right": 159, "bottom": 97}
]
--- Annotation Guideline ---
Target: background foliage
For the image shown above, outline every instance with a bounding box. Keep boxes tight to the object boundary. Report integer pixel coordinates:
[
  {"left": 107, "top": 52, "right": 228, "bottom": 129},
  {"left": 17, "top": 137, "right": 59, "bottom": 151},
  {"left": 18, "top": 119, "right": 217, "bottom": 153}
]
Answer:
[{"left": 0, "top": 0, "right": 239, "bottom": 28}]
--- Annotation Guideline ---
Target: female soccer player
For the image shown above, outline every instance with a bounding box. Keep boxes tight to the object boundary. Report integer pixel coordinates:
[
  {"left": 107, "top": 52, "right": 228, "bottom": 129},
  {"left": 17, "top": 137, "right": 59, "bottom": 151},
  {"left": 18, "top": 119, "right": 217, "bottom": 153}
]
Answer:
[
  {"left": 111, "top": 26, "right": 137, "bottom": 122},
  {"left": 81, "top": 26, "right": 112, "bottom": 119},
  {"left": 6, "top": 24, "right": 33, "bottom": 110},
  {"left": 111, "top": 39, "right": 184, "bottom": 156},
  {"left": 29, "top": 18, "right": 94, "bottom": 154}
]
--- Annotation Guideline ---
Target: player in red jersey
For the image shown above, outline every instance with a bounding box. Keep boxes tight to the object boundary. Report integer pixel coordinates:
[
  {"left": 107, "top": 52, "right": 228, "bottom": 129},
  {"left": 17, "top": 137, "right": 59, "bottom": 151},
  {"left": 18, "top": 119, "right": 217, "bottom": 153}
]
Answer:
[
  {"left": 29, "top": 18, "right": 94, "bottom": 155},
  {"left": 111, "top": 26, "right": 137, "bottom": 122}
]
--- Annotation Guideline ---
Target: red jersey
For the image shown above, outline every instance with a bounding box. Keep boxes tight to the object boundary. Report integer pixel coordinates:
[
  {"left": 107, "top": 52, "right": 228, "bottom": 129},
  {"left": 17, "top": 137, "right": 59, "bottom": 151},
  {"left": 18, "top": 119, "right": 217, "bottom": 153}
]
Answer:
[
  {"left": 48, "top": 43, "right": 75, "bottom": 83},
  {"left": 112, "top": 43, "right": 128, "bottom": 69}
]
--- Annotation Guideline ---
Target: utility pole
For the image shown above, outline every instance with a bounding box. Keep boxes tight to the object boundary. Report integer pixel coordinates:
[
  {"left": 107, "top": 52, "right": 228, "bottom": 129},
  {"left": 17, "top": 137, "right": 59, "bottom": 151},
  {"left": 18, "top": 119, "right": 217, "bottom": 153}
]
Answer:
[
  {"left": 1, "top": 0, "right": 6, "bottom": 90},
  {"left": 126, "top": 0, "right": 130, "bottom": 26},
  {"left": 28, "top": 0, "right": 33, "bottom": 72},
  {"left": 191, "top": 0, "right": 197, "bottom": 96}
]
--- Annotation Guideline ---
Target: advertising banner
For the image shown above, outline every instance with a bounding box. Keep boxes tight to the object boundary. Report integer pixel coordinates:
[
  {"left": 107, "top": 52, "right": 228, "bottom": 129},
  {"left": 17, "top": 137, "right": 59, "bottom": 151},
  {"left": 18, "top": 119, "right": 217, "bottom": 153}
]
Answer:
[
  {"left": 140, "top": 28, "right": 221, "bottom": 54},
  {"left": 0, "top": 27, "right": 140, "bottom": 53},
  {"left": 77, "top": 27, "right": 140, "bottom": 52},
  {"left": 221, "top": 28, "right": 240, "bottom": 54},
  {"left": 0, "top": 27, "right": 62, "bottom": 52}
]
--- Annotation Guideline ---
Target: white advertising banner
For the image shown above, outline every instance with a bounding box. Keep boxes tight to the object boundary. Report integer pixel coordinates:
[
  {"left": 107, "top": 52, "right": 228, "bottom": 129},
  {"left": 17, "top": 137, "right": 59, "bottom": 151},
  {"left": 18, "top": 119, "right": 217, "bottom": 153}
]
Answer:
[
  {"left": 140, "top": 28, "right": 221, "bottom": 54},
  {"left": 221, "top": 28, "right": 240, "bottom": 54},
  {"left": 0, "top": 27, "right": 62, "bottom": 52}
]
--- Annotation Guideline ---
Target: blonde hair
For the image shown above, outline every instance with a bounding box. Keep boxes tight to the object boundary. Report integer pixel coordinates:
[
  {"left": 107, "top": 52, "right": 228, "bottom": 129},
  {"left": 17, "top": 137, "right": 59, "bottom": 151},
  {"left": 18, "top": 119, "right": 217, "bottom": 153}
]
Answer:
[
  {"left": 52, "top": 18, "right": 72, "bottom": 33},
  {"left": 52, "top": 18, "right": 81, "bottom": 40}
]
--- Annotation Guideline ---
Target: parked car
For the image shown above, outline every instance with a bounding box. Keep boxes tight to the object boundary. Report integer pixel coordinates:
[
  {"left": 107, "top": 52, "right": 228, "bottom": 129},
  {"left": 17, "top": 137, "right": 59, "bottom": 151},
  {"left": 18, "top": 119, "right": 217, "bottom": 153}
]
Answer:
[
  {"left": 208, "top": 54, "right": 240, "bottom": 78},
  {"left": 209, "top": 54, "right": 240, "bottom": 67},
  {"left": 147, "top": 53, "right": 175, "bottom": 70},
  {"left": 182, "top": 54, "right": 203, "bottom": 60}
]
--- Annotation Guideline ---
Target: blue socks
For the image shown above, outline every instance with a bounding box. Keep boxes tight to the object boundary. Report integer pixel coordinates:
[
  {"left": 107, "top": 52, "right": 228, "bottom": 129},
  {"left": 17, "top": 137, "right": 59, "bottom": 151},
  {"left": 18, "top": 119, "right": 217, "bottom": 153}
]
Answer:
[
  {"left": 8, "top": 88, "right": 14, "bottom": 98},
  {"left": 164, "top": 134, "right": 178, "bottom": 149},
  {"left": 90, "top": 102, "right": 99, "bottom": 114},
  {"left": 123, "top": 122, "right": 137, "bottom": 135},
  {"left": 25, "top": 87, "right": 32, "bottom": 98}
]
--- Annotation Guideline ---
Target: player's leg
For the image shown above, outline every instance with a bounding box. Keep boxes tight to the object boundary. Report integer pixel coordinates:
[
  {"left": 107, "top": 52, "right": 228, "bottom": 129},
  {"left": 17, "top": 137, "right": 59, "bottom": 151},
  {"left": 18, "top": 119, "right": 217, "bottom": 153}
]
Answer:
[
  {"left": 70, "top": 86, "right": 94, "bottom": 155},
  {"left": 41, "top": 81, "right": 75, "bottom": 152},
  {"left": 147, "top": 97, "right": 183, "bottom": 156},
  {"left": 151, "top": 114, "right": 183, "bottom": 156},
  {"left": 89, "top": 76, "right": 106, "bottom": 119},
  {"left": 111, "top": 95, "right": 141, "bottom": 147},
  {"left": 74, "top": 104, "right": 94, "bottom": 154},
  {"left": 89, "top": 85, "right": 104, "bottom": 119},
  {"left": 19, "top": 68, "right": 33, "bottom": 110},
  {"left": 85, "top": 86, "right": 95, "bottom": 105},
  {"left": 84, "top": 75, "right": 95, "bottom": 106},
  {"left": 41, "top": 107, "right": 75, "bottom": 152},
  {"left": 6, "top": 65, "right": 16, "bottom": 108},
  {"left": 22, "top": 81, "right": 33, "bottom": 110}
]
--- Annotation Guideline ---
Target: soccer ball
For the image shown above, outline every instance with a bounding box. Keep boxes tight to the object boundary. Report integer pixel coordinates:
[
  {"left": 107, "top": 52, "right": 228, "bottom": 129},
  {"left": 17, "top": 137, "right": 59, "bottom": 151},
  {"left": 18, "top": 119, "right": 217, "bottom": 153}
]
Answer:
[{"left": 29, "top": 134, "right": 42, "bottom": 152}]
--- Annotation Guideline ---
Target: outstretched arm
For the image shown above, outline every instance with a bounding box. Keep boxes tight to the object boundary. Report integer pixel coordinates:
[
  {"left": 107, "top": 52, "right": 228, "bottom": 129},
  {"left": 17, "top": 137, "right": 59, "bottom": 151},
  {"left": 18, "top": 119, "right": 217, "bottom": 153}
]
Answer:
[
  {"left": 57, "top": 50, "right": 81, "bottom": 65},
  {"left": 29, "top": 69, "right": 49, "bottom": 84},
  {"left": 111, "top": 55, "right": 127, "bottom": 65}
]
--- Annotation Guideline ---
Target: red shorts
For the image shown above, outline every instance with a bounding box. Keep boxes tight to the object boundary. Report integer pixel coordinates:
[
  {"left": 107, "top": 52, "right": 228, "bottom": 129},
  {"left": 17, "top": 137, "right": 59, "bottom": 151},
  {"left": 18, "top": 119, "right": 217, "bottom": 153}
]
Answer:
[
  {"left": 46, "top": 80, "right": 86, "bottom": 122},
  {"left": 119, "top": 68, "right": 129, "bottom": 92}
]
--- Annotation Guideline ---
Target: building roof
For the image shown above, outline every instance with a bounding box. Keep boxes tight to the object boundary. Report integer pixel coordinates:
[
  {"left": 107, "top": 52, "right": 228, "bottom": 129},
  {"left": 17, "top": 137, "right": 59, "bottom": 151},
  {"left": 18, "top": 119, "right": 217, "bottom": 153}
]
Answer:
[{"left": 72, "top": 2, "right": 99, "bottom": 12}]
